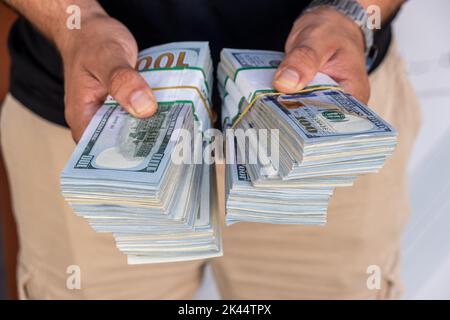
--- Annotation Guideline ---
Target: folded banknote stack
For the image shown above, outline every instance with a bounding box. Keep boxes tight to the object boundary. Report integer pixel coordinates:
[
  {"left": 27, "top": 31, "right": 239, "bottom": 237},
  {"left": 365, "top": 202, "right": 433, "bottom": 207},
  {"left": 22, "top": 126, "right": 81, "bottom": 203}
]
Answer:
[
  {"left": 219, "top": 48, "right": 397, "bottom": 225},
  {"left": 61, "top": 42, "right": 222, "bottom": 264}
]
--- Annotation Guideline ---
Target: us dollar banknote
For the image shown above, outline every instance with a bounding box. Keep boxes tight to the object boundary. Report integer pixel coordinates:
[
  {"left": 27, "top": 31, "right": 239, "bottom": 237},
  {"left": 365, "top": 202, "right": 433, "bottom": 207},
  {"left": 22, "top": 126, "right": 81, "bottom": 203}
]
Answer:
[
  {"left": 219, "top": 48, "right": 397, "bottom": 225},
  {"left": 61, "top": 42, "right": 222, "bottom": 264}
]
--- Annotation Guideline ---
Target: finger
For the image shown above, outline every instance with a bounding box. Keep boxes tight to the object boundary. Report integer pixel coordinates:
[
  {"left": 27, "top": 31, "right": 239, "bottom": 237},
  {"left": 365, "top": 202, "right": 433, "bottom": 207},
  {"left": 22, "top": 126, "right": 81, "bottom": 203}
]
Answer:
[
  {"left": 323, "top": 52, "right": 370, "bottom": 104},
  {"left": 338, "top": 75, "right": 370, "bottom": 105},
  {"left": 273, "top": 44, "right": 329, "bottom": 93},
  {"left": 91, "top": 43, "right": 157, "bottom": 118},
  {"left": 67, "top": 101, "right": 101, "bottom": 142},
  {"left": 64, "top": 76, "right": 108, "bottom": 142},
  {"left": 108, "top": 66, "right": 157, "bottom": 118}
]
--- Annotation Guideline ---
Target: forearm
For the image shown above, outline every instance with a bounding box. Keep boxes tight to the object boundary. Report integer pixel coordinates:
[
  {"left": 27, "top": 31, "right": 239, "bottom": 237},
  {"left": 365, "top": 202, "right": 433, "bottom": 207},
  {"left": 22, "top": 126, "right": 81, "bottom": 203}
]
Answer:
[
  {"left": 3, "top": 0, "right": 106, "bottom": 52},
  {"left": 357, "top": 0, "right": 405, "bottom": 24}
]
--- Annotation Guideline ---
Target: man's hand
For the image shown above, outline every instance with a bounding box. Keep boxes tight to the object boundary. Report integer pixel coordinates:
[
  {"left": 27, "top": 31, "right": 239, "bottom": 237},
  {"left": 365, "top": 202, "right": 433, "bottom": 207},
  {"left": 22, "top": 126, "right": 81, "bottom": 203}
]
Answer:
[
  {"left": 273, "top": 7, "right": 370, "bottom": 104},
  {"left": 60, "top": 14, "right": 157, "bottom": 141},
  {"left": 273, "top": 0, "right": 405, "bottom": 104},
  {"left": 5, "top": 0, "right": 156, "bottom": 141}
]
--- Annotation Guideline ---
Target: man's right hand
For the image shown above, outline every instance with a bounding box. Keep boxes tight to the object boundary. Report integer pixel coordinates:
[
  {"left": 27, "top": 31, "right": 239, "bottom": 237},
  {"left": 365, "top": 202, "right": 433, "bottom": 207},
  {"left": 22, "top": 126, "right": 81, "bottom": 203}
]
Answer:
[
  {"left": 5, "top": 0, "right": 157, "bottom": 142},
  {"left": 60, "top": 14, "right": 157, "bottom": 141}
]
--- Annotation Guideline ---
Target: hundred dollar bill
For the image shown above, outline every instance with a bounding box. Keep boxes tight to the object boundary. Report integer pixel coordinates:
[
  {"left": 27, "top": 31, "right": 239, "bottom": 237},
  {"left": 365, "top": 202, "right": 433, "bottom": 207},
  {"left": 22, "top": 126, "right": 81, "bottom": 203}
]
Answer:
[
  {"left": 61, "top": 42, "right": 222, "bottom": 264},
  {"left": 247, "top": 91, "right": 397, "bottom": 179},
  {"left": 224, "top": 121, "right": 331, "bottom": 225},
  {"left": 219, "top": 48, "right": 397, "bottom": 179},
  {"left": 219, "top": 48, "right": 397, "bottom": 225}
]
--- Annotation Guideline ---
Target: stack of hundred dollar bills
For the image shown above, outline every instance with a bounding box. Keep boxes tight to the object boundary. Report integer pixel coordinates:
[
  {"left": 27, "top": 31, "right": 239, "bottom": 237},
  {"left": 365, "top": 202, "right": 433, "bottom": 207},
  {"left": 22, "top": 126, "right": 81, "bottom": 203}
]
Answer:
[
  {"left": 61, "top": 42, "right": 222, "bottom": 264},
  {"left": 219, "top": 49, "right": 397, "bottom": 225}
]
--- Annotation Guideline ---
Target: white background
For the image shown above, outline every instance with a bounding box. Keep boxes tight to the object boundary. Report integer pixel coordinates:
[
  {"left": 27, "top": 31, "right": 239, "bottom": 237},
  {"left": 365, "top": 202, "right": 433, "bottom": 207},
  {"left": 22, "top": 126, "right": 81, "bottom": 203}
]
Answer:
[
  {"left": 195, "top": 0, "right": 450, "bottom": 299},
  {"left": 395, "top": 0, "right": 450, "bottom": 300}
]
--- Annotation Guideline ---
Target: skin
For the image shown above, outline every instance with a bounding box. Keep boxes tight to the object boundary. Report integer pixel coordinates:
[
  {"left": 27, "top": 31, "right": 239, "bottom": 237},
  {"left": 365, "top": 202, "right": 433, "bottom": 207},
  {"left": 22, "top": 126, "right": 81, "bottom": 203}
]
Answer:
[
  {"left": 273, "top": 0, "right": 405, "bottom": 102},
  {"left": 4, "top": 0, "right": 404, "bottom": 142}
]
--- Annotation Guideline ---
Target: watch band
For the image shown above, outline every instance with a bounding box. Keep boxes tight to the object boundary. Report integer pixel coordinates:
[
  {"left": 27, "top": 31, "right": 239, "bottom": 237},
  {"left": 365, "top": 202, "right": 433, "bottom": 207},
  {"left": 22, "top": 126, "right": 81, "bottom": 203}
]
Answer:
[{"left": 305, "top": 0, "right": 374, "bottom": 57}]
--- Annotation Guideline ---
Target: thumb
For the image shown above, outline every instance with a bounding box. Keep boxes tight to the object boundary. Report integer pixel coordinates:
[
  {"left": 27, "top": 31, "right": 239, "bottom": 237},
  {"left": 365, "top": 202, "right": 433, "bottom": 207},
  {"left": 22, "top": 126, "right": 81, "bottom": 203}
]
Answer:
[
  {"left": 93, "top": 45, "right": 157, "bottom": 118},
  {"left": 273, "top": 45, "right": 327, "bottom": 93}
]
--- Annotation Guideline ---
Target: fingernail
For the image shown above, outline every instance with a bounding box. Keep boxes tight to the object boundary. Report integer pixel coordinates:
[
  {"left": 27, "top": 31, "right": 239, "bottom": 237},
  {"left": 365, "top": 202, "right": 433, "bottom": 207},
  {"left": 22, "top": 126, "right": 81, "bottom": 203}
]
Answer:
[
  {"left": 275, "top": 68, "right": 300, "bottom": 89},
  {"left": 130, "top": 90, "right": 155, "bottom": 115}
]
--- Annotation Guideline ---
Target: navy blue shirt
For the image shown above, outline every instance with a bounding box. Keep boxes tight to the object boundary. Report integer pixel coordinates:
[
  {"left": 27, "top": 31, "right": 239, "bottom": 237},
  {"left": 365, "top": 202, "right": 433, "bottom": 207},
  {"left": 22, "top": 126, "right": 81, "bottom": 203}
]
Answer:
[{"left": 8, "top": 0, "right": 392, "bottom": 126}]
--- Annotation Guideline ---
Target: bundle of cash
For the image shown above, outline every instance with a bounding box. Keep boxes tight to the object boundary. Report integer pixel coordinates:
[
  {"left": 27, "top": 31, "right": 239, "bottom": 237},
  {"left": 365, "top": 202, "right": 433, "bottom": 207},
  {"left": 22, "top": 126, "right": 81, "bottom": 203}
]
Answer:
[
  {"left": 61, "top": 42, "right": 222, "bottom": 264},
  {"left": 219, "top": 48, "right": 397, "bottom": 225},
  {"left": 221, "top": 86, "right": 355, "bottom": 225}
]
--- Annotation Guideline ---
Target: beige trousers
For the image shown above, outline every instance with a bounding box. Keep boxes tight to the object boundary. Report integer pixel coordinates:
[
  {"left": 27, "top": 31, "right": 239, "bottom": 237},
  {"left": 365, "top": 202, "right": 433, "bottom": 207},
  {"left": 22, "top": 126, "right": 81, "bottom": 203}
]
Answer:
[{"left": 0, "top": 42, "right": 421, "bottom": 299}]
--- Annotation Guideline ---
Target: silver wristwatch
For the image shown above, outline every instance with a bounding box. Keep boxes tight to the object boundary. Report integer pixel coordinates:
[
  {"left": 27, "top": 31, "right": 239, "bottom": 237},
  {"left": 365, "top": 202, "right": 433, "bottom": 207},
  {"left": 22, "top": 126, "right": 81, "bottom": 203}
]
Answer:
[{"left": 305, "top": 0, "right": 375, "bottom": 58}]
